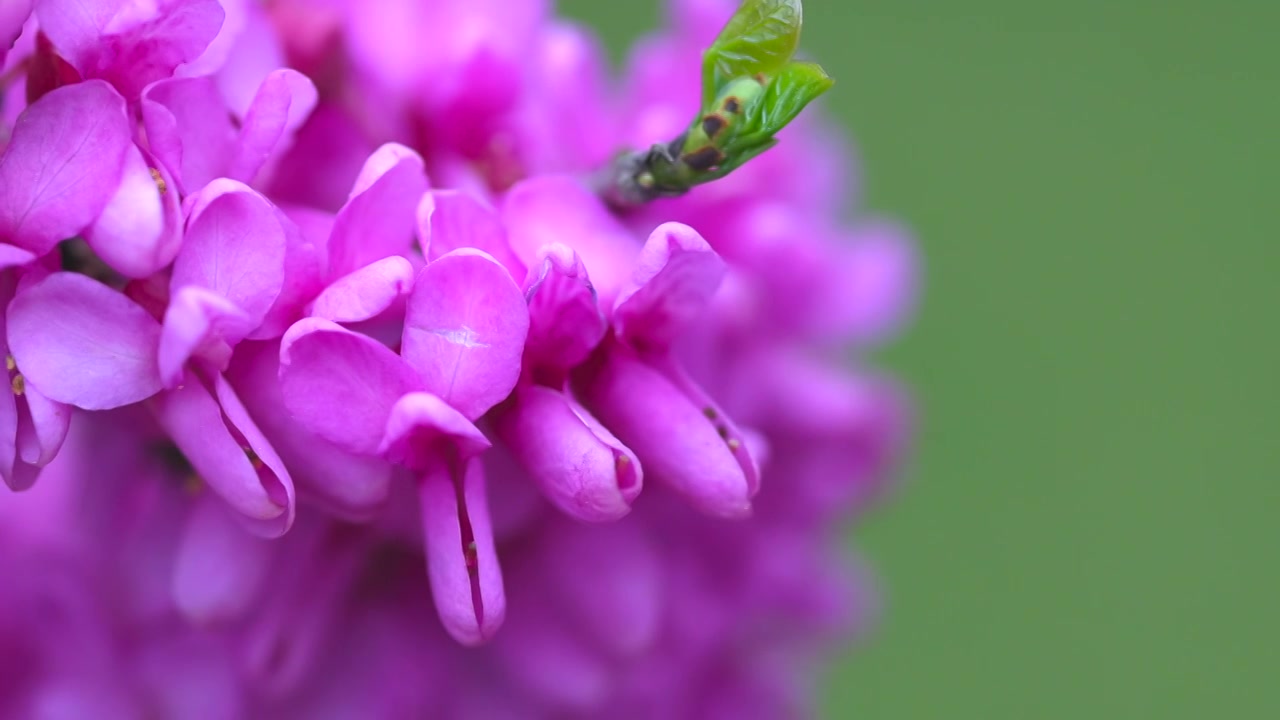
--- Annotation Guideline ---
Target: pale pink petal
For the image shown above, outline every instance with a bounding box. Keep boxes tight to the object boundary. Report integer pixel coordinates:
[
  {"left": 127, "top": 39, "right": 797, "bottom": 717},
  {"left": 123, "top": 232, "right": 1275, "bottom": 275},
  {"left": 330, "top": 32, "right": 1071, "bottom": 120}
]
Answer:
[
  {"left": 85, "top": 145, "right": 182, "bottom": 278},
  {"left": 402, "top": 250, "right": 529, "bottom": 420},
  {"left": 0, "top": 80, "right": 130, "bottom": 254},
  {"left": 326, "top": 143, "right": 427, "bottom": 280},
  {"left": 175, "top": 179, "right": 287, "bottom": 327},
  {"left": 7, "top": 272, "right": 162, "bottom": 410},
  {"left": 308, "top": 256, "right": 414, "bottom": 324},
  {"left": 278, "top": 318, "right": 421, "bottom": 455}
]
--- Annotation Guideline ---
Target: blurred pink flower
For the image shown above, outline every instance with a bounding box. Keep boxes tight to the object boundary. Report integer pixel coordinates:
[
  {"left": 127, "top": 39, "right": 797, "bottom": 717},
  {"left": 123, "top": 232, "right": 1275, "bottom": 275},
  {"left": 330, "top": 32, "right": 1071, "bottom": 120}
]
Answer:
[{"left": 0, "top": 0, "right": 917, "bottom": 717}]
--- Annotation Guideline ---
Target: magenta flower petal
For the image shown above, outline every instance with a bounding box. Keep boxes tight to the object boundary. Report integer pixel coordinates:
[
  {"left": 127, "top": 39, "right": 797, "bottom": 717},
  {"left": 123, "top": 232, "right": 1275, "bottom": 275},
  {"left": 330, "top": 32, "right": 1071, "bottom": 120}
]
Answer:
[
  {"left": 36, "top": 0, "right": 226, "bottom": 98},
  {"left": 523, "top": 243, "right": 607, "bottom": 381},
  {"left": 0, "top": 246, "right": 37, "bottom": 270},
  {"left": 417, "top": 190, "right": 523, "bottom": 277},
  {"left": 493, "top": 384, "right": 641, "bottom": 522},
  {"left": 227, "top": 341, "right": 392, "bottom": 519},
  {"left": 175, "top": 179, "right": 287, "bottom": 327},
  {"left": 613, "top": 222, "right": 726, "bottom": 349},
  {"left": 158, "top": 285, "right": 253, "bottom": 387},
  {"left": 402, "top": 249, "right": 528, "bottom": 421},
  {"left": 0, "top": 378, "right": 18, "bottom": 489},
  {"left": 0, "top": 2, "right": 29, "bottom": 60},
  {"left": 151, "top": 370, "right": 293, "bottom": 537},
  {"left": 173, "top": 495, "right": 273, "bottom": 624},
  {"left": 308, "top": 255, "right": 414, "bottom": 324},
  {"left": 502, "top": 175, "right": 638, "bottom": 307},
  {"left": 141, "top": 76, "right": 237, "bottom": 194},
  {"left": 85, "top": 145, "right": 182, "bottom": 278},
  {"left": 7, "top": 272, "right": 162, "bottom": 410},
  {"left": 0, "top": 80, "right": 130, "bottom": 254},
  {"left": 251, "top": 211, "right": 323, "bottom": 341},
  {"left": 378, "top": 391, "right": 490, "bottom": 471},
  {"left": 278, "top": 318, "right": 421, "bottom": 455},
  {"left": 420, "top": 453, "right": 505, "bottom": 646},
  {"left": 15, "top": 384, "right": 70, "bottom": 468},
  {"left": 574, "top": 341, "right": 755, "bottom": 518},
  {"left": 326, "top": 143, "right": 428, "bottom": 280},
  {"left": 228, "top": 68, "right": 318, "bottom": 184}
]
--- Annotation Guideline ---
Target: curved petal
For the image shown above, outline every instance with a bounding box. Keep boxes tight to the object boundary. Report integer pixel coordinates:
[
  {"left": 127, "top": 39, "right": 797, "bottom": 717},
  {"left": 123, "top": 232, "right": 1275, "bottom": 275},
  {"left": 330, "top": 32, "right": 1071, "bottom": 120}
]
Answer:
[
  {"left": 493, "top": 384, "right": 640, "bottom": 522},
  {"left": 15, "top": 383, "right": 70, "bottom": 468},
  {"left": 0, "top": 373, "right": 18, "bottom": 488},
  {"left": 140, "top": 76, "right": 237, "bottom": 194},
  {"left": 0, "top": 80, "right": 130, "bottom": 254},
  {"left": 85, "top": 145, "right": 182, "bottom": 278},
  {"left": 326, "top": 143, "right": 427, "bottom": 280},
  {"left": 402, "top": 250, "right": 529, "bottom": 420},
  {"left": 250, "top": 208, "right": 323, "bottom": 340},
  {"left": 176, "top": 179, "right": 287, "bottom": 327},
  {"left": 377, "top": 391, "right": 490, "bottom": 472},
  {"left": 613, "top": 222, "right": 726, "bottom": 349},
  {"left": 159, "top": 285, "right": 253, "bottom": 387},
  {"left": 522, "top": 243, "right": 607, "bottom": 381},
  {"left": 8, "top": 272, "right": 162, "bottom": 410},
  {"left": 151, "top": 371, "right": 293, "bottom": 537},
  {"left": 309, "top": 256, "right": 414, "bottom": 324},
  {"left": 420, "top": 457, "right": 504, "bottom": 646},
  {"left": 502, "top": 175, "right": 638, "bottom": 308},
  {"left": 573, "top": 341, "right": 755, "bottom": 519},
  {"left": 417, "top": 190, "right": 523, "bottom": 277},
  {"left": 172, "top": 494, "right": 274, "bottom": 624},
  {"left": 278, "top": 318, "right": 420, "bottom": 455},
  {"left": 227, "top": 340, "right": 391, "bottom": 519},
  {"left": 36, "top": 0, "right": 226, "bottom": 98},
  {"left": 229, "top": 68, "right": 318, "bottom": 184}
]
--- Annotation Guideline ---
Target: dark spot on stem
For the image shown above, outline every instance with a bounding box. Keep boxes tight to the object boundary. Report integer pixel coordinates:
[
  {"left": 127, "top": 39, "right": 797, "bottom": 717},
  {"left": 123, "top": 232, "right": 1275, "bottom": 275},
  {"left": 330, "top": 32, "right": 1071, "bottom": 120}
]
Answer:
[
  {"left": 701, "top": 114, "right": 728, "bottom": 138},
  {"left": 682, "top": 145, "right": 725, "bottom": 172}
]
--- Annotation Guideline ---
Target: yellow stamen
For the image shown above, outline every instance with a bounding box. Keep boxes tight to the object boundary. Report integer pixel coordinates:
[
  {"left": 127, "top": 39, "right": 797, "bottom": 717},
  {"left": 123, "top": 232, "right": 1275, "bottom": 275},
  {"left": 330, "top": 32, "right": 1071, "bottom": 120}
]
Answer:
[
  {"left": 149, "top": 167, "right": 167, "bottom": 195},
  {"left": 727, "top": 438, "right": 741, "bottom": 451},
  {"left": 4, "top": 355, "right": 14, "bottom": 372},
  {"left": 10, "top": 374, "right": 24, "bottom": 396}
]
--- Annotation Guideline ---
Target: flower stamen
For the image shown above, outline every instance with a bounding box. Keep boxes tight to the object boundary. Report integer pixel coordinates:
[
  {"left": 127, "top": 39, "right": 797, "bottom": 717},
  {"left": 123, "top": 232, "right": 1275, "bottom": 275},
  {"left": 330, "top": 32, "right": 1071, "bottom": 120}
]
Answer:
[{"left": 149, "top": 167, "right": 168, "bottom": 195}]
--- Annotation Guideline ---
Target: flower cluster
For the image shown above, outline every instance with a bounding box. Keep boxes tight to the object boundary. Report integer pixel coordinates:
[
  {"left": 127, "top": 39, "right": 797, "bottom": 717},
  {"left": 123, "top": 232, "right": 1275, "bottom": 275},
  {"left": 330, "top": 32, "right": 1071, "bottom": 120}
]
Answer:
[{"left": 0, "top": 0, "right": 916, "bottom": 717}]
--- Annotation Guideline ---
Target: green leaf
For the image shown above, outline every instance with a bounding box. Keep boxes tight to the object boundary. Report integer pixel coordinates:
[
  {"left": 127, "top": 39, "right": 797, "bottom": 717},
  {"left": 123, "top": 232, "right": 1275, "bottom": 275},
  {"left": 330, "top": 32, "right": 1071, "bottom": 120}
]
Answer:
[
  {"left": 744, "top": 61, "right": 833, "bottom": 136},
  {"left": 700, "top": 0, "right": 804, "bottom": 108}
]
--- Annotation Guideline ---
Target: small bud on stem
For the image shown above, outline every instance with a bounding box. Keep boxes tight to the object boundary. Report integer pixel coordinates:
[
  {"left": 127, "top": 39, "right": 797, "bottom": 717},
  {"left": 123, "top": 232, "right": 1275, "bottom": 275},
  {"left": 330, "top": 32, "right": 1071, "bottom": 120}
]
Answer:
[{"left": 599, "top": 0, "right": 833, "bottom": 209}]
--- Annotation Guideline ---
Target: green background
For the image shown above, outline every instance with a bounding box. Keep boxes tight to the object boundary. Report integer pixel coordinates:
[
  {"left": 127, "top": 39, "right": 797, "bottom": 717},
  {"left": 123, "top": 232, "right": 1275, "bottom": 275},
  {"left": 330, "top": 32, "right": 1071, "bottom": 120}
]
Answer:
[{"left": 562, "top": 0, "right": 1277, "bottom": 717}]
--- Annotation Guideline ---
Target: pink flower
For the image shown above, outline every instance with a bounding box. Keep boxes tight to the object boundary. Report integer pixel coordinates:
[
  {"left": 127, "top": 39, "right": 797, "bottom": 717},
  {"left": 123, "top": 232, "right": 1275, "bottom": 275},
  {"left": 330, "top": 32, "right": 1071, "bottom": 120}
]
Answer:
[{"left": 0, "top": 0, "right": 917, "bottom": 716}]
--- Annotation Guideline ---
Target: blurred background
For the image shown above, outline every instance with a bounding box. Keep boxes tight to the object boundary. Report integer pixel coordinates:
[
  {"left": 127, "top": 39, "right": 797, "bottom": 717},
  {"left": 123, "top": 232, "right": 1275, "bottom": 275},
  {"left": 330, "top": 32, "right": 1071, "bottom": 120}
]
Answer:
[{"left": 562, "top": 0, "right": 1276, "bottom": 717}]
